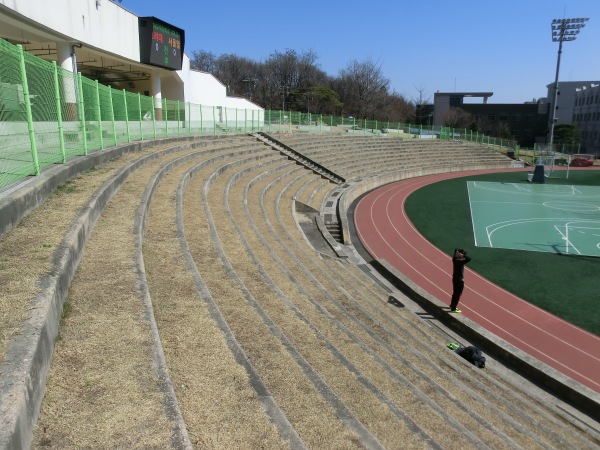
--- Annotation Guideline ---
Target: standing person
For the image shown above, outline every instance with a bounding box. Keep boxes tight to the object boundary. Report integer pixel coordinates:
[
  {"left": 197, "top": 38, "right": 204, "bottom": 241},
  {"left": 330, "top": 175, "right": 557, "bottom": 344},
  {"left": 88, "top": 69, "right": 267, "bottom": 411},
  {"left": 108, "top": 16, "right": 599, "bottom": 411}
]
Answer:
[{"left": 450, "top": 248, "right": 471, "bottom": 313}]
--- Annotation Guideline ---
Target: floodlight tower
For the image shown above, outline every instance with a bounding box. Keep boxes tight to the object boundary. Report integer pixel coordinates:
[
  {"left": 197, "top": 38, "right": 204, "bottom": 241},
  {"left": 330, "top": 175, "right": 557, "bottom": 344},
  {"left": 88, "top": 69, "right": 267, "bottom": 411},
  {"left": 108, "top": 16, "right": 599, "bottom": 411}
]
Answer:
[{"left": 548, "top": 17, "right": 589, "bottom": 150}]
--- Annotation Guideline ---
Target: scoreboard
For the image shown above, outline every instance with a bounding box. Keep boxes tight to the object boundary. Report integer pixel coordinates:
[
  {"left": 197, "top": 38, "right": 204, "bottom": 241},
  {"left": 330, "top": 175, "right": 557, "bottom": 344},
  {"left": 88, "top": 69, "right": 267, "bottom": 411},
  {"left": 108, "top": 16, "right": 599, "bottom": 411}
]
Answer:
[{"left": 139, "top": 17, "right": 185, "bottom": 71}]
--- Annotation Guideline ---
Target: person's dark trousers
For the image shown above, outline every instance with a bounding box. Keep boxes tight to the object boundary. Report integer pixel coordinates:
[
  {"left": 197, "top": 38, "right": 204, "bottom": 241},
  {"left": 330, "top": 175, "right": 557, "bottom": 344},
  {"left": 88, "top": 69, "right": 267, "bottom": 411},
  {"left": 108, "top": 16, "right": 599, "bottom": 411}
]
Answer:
[{"left": 450, "top": 278, "right": 464, "bottom": 310}]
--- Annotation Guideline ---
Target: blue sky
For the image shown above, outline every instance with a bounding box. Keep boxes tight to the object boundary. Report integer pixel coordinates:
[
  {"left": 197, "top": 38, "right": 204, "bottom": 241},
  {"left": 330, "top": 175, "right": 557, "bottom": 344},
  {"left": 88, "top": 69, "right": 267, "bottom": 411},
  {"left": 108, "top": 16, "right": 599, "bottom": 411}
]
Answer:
[{"left": 120, "top": 0, "right": 599, "bottom": 104}]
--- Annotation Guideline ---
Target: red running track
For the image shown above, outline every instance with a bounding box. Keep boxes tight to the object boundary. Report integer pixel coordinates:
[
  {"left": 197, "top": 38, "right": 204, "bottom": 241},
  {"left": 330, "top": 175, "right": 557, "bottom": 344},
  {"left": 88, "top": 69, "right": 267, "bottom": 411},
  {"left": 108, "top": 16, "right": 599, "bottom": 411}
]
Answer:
[{"left": 354, "top": 169, "right": 600, "bottom": 394}]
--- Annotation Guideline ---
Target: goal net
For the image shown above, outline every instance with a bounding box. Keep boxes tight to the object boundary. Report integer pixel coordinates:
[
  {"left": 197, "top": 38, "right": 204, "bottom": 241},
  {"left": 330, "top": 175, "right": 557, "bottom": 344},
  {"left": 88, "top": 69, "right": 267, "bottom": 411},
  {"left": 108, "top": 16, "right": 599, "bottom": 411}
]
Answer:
[{"left": 534, "top": 146, "right": 570, "bottom": 179}]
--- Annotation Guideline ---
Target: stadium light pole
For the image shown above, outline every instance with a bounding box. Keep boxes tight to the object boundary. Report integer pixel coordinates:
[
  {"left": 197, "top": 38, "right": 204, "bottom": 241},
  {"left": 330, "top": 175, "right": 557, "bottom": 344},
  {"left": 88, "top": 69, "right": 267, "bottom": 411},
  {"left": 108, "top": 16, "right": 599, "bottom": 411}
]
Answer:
[{"left": 548, "top": 17, "right": 588, "bottom": 150}]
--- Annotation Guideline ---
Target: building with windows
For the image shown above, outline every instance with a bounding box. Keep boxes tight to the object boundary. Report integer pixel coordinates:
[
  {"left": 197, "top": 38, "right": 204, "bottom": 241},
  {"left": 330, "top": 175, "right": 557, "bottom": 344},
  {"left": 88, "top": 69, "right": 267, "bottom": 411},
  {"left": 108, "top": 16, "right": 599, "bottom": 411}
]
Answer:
[
  {"left": 461, "top": 101, "right": 550, "bottom": 148},
  {"left": 545, "top": 81, "right": 599, "bottom": 127},
  {"left": 572, "top": 83, "right": 600, "bottom": 156},
  {"left": 433, "top": 92, "right": 549, "bottom": 147},
  {"left": 432, "top": 92, "right": 493, "bottom": 126}
]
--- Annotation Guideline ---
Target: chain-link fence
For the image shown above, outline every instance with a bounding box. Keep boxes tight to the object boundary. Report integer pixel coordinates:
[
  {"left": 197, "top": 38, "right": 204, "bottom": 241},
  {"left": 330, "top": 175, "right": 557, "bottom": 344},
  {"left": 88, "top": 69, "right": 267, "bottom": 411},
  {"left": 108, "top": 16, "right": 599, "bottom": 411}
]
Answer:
[{"left": 0, "top": 37, "right": 516, "bottom": 191}]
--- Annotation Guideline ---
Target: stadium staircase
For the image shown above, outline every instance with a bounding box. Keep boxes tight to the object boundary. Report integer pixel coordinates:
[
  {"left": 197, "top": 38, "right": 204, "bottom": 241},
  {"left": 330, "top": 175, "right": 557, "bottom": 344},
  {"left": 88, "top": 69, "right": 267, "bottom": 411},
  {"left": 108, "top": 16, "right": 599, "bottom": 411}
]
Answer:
[{"left": 0, "top": 133, "right": 598, "bottom": 449}]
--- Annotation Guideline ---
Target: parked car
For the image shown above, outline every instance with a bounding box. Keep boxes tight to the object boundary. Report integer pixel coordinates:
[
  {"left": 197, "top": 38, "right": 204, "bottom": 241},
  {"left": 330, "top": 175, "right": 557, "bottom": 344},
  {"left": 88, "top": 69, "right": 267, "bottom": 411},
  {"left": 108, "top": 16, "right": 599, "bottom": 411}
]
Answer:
[{"left": 570, "top": 157, "right": 594, "bottom": 167}]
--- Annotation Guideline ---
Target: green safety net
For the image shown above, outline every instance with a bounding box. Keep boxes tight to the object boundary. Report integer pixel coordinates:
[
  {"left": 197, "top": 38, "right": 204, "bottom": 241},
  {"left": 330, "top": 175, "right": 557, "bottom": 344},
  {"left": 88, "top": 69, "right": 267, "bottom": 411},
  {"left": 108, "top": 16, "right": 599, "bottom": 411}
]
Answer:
[{"left": 0, "top": 36, "right": 516, "bottom": 191}]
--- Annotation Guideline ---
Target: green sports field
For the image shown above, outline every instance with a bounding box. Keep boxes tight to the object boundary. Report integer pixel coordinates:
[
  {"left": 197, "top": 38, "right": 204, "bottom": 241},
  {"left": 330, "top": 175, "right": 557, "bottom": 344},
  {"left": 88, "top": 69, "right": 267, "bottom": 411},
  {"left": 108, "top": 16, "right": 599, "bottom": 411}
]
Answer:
[
  {"left": 405, "top": 170, "right": 600, "bottom": 336},
  {"left": 467, "top": 181, "right": 600, "bottom": 257}
]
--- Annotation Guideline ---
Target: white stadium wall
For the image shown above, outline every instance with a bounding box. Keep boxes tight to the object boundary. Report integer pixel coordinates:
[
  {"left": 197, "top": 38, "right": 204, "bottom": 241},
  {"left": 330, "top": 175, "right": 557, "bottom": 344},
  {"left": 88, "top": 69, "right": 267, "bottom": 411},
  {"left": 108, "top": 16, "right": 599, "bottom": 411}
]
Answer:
[
  {"left": 0, "top": 0, "right": 263, "bottom": 113},
  {"left": 1, "top": 0, "right": 141, "bottom": 61},
  {"left": 180, "top": 58, "right": 261, "bottom": 111}
]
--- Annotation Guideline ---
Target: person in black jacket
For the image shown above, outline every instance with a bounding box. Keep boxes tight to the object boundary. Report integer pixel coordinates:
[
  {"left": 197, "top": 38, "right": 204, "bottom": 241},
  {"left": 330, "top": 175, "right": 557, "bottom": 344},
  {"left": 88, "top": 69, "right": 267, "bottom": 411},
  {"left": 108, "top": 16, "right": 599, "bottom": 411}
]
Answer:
[{"left": 450, "top": 248, "right": 471, "bottom": 313}]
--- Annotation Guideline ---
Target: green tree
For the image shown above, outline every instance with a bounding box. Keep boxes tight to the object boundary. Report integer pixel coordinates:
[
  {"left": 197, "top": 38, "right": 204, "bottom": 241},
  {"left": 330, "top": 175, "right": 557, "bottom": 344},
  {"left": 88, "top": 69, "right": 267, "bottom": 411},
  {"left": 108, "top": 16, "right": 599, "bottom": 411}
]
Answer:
[
  {"left": 288, "top": 87, "right": 343, "bottom": 115},
  {"left": 553, "top": 124, "right": 581, "bottom": 145}
]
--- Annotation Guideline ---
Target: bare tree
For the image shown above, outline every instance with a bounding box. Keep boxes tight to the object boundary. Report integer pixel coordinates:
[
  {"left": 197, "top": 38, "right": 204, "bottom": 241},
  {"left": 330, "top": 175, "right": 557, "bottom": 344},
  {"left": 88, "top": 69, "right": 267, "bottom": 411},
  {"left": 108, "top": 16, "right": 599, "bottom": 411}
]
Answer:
[
  {"left": 378, "top": 91, "right": 413, "bottom": 123},
  {"left": 442, "top": 108, "right": 474, "bottom": 129},
  {"left": 336, "top": 58, "right": 390, "bottom": 118},
  {"left": 187, "top": 47, "right": 411, "bottom": 119},
  {"left": 265, "top": 49, "right": 302, "bottom": 89},
  {"left": 189, "top": 50, "right": 259, "bottom": 99},
  {"left": 190, "top": 50, "right": 218, "bottom": 73},
  {"left": 219, "top": 55, "right": 257, "bottom": 97},
  {"left": 412, "top": 85, "right": 431, "bottom": 125},
  {"left": 259, "top": 49, "right": 329, "bottom": 110},
  {"left": 474, "top": 116, "right": 514, "bottom": 140}
]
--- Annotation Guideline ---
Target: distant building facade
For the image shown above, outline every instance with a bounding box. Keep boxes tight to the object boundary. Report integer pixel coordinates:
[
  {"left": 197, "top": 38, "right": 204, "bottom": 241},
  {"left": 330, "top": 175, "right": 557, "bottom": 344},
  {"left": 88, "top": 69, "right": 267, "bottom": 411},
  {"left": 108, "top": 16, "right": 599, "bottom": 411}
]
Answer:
[
  {"left": 433, "top": 92, "right": 549, "bottom": 147},
  {"left": 572, "top": 83, "right": 600, "bottom": 156},
  {"left": 546, "top": 81, "right": 600, "bottom": 127},
  {"left": 461, "top": 102, "right": 549, "bottom": 148},
  {"left": 433, "top": 92, "right": 493, "bottom": 126}
]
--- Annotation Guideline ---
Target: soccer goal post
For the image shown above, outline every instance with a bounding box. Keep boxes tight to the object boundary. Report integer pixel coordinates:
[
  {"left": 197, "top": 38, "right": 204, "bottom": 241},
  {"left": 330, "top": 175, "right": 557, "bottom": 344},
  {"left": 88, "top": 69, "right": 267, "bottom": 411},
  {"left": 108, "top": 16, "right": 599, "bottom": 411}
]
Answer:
[{"left": 533, "top": 145, "right": 570, "bottom": 179}]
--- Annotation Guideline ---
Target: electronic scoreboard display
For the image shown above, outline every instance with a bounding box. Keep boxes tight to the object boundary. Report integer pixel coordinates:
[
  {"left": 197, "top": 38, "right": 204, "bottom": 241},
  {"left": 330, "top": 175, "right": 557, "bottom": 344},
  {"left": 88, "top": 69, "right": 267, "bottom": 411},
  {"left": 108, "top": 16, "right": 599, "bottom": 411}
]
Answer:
[{"left": 139, "top": 17, "right": 185, "bottom": 71}]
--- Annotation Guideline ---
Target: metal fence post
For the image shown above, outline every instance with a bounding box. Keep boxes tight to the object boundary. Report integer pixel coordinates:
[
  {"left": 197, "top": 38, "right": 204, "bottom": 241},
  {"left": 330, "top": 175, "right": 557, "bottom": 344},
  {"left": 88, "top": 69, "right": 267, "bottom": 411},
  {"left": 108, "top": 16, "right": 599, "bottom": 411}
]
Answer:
[
  {"left": 17, "top": 45, "right": 40, "bottom": 175},
  {"left": 77, "top": 73, "right": 88, "bottom": 154},
  {"left": 212, "top": 106, "right": 216, "bottom": 135},
  {"left": 52, "top": 61, "right": 66, "bottom": 163},
  {"left": 108, "top": 86, "right": 117, "bottom": 146},
  {"left": 96, "top": 80, "right": 104, "bottom": 149},
  {"left": 151, "top": 95, "right": 157, "bottom": 139},
  {"left": 123, "top": 89, "right": 131, "bottom": 143},
  {"left": 175, "top": 100, "right": 179, "bottom": 136},
  {"left": 164, "top": 99, "right": 168, "bottom": 137},
  {"left": 138, "top": 92, "right": 143, "bottom": 141}
]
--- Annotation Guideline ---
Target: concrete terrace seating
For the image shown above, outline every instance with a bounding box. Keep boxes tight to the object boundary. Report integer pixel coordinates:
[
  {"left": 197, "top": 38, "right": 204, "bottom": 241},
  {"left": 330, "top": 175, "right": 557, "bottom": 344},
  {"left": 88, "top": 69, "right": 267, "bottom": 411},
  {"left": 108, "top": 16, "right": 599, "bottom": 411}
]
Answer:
[
  {"left": 0, "top": 133, "right": 598, "bottom": 449},
  {"left": 266, "top": 133, "right": 513, "bottom": 181}
]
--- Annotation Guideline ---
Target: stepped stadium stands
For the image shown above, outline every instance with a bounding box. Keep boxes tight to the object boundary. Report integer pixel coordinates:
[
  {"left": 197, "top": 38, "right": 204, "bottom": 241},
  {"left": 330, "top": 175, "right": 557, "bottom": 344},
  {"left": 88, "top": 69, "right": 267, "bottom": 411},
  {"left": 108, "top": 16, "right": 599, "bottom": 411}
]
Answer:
[{"left": 0, "top": 133, "right": 598, "bottom": 449}]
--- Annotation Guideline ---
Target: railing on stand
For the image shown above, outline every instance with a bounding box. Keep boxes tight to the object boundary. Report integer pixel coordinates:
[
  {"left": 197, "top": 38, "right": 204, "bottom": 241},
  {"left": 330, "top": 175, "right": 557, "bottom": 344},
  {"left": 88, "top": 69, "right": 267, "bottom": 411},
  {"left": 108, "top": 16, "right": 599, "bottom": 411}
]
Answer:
[{"left": 0, "top": 36, "right": 516, "bottom": 192}]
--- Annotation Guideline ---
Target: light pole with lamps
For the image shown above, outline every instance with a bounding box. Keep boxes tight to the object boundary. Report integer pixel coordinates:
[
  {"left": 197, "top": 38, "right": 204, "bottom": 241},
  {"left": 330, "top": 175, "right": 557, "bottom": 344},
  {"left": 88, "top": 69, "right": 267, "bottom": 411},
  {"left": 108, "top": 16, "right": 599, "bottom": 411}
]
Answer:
[{"left": 548, "top": 17, "right": 589, "bottom": 150}]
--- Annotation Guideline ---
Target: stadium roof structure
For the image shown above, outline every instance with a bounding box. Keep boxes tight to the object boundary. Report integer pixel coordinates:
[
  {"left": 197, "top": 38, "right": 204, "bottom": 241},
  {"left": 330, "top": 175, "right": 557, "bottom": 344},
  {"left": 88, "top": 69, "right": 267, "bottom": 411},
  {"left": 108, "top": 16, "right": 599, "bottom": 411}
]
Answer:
[
  {"left": 434, "top": 92, "right": 494, "bottom": 103},
  {"left": 435, "top": 92, "right": 494, "bottom": 97}
]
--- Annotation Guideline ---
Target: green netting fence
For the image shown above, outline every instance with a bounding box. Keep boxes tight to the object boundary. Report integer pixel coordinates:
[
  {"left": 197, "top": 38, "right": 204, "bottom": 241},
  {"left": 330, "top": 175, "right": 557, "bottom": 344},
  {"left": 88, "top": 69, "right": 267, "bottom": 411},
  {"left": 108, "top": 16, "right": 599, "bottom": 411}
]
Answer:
[{"left": 0, "top": 37, "right": 517, "bottom": 191}]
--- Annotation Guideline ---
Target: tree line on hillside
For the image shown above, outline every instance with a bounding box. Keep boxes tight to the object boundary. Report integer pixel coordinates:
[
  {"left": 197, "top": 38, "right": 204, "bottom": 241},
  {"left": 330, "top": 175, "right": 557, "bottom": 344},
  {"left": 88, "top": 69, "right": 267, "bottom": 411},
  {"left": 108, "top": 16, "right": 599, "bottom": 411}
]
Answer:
[
  {"left": 190, "top": 48, "right": 582, "bottom": 146},
  {"left": 190, "top": 48, "right": 415, "bottom": 123}
]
